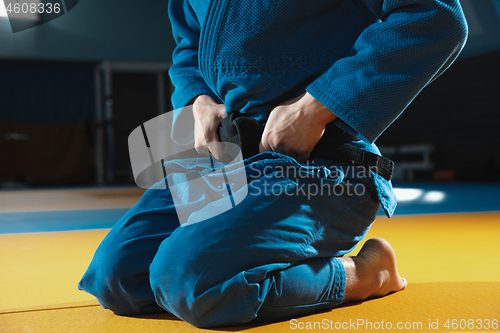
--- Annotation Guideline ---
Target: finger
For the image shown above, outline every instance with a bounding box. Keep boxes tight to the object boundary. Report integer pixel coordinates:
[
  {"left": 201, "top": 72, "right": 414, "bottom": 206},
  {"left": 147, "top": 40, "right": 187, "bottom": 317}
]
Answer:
[
  {"left": 218, "top": 107, "right": 228, "bottom": 119},
  {"left": 194, "top": 118, "right": 210, "bottom": 157},
  {"left": 207, "top": 129, "right": 234, "bottom": 163},
  {"left": 208, "top": 140, "right": 232, "bottom": 164},
  {"left": 259, "top": 138, "right": 273, "bottom": 154},
  {"left": 194, "top": 131, "right": 211, "bottom": 157},
  {"left": 203, "top": 123, "right": 219, "bottom": 144},
  {"left": 258, "top": 142, "right": 267, "bottom": 154},
  {"left": 195, "top": 143, "right": 211, "bottom": 157},
  {"left": 273, "top": 148, "right": 287, "bottom": 156}
]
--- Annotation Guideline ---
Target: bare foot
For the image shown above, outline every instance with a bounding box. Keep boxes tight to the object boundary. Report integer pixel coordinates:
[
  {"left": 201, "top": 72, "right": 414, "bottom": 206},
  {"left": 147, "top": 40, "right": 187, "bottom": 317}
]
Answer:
[{"left": 339, "top": 238, "right": 407, "bottom": 303}]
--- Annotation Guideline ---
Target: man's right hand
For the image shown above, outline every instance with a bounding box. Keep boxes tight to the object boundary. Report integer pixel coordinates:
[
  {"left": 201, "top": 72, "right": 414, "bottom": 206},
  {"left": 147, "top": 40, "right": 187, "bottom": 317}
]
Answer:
[{"left": 192, "top": 94, "right": 227, "bottom": 160}]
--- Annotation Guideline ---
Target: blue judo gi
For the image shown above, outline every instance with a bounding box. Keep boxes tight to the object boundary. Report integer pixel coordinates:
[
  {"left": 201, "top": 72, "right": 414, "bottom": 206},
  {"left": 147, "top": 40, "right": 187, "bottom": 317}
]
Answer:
[{"left": 79, "top": 0, "right": 468, "bottom": 328}]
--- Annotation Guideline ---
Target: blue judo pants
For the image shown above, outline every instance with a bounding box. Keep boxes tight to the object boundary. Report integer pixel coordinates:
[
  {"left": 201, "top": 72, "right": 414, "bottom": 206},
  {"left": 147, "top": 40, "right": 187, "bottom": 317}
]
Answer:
[{"left": 78, "top": 152, "right": 379, "bottom": 328}]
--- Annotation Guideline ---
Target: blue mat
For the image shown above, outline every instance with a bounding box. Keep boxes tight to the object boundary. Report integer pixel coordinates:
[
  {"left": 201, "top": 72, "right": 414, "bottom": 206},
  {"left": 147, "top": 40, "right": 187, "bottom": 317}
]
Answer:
[
  {"left": 1, "top": 184, "right": 499, "bottom": 234},
  {"left": 0, "top": 208, "right": 128, "bottom": 234}
]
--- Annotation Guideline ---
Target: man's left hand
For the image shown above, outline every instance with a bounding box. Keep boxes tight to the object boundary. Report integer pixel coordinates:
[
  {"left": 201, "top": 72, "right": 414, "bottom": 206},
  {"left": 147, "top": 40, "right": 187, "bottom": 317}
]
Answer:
[{"left": 259, "top": 92, "right": 338, "bottom": 163}]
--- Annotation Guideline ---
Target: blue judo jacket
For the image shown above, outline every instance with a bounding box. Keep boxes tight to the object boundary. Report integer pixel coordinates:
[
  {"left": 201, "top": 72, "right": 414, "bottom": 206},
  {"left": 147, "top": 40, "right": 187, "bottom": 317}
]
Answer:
[{"left": 167, "top": 0, "right": 468, "bottom": 215}]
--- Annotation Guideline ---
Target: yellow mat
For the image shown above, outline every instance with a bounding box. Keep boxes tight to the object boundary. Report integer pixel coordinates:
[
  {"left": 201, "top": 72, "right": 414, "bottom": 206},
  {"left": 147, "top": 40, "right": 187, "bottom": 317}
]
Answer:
[{"left": 1, "top": 213, "right": 499, "bottom": 332}]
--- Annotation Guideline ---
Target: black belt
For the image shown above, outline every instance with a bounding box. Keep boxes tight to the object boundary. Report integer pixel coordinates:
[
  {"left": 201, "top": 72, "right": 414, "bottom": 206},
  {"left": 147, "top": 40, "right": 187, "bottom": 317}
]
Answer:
[{"left": 218, "top": 112, "right": 394, "bottom": 181}]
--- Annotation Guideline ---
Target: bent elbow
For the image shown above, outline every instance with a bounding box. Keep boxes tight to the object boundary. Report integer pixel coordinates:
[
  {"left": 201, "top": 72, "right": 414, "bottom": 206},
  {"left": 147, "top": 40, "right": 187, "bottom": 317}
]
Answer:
[
  {"left": 452, "top": 11, "right": 468, "bottom": 51},
  {"left": 441, "top": 0, "right": 469, "bottom": 53}
]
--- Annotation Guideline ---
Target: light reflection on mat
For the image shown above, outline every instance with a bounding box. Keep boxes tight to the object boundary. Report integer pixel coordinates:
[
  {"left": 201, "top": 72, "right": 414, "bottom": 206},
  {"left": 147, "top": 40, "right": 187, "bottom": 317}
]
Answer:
[{"left": 385, "top": 183, "right": 500, "bottom": 216}]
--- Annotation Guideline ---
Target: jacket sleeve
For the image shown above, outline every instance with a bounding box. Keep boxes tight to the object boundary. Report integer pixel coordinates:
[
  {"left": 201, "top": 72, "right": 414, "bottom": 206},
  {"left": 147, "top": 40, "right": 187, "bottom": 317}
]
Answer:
[
  {"left": 306, "top": 0, "right": 468, "bottom": 143},
  {"left": 168, "top": 0, "right": 220, "bottom": 109}
]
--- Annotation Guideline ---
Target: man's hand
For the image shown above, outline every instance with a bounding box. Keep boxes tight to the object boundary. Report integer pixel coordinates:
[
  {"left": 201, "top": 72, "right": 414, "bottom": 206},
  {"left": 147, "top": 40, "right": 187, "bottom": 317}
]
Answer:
[
  {"left": 192, "top": 94, "right": 227, "bottom": 160},
  {"left": 259, "top": 92, "right": 338, "bottom": 163}
]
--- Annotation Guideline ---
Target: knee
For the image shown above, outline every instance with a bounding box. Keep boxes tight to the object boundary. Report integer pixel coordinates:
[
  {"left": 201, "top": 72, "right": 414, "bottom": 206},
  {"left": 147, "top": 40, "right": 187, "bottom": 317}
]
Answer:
[
  {"left": 149, "top": 255, "right": 207, "bottom": 327},
  {"left": 150, "top": 255, "right": 255, "bottom": 328},
  {"left": 79, "top": 240, "right": 155, "bottom": 316}
]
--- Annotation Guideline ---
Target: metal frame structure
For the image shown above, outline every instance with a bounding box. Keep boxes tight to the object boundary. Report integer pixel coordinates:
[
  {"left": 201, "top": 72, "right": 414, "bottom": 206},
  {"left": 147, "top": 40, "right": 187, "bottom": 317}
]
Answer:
[{"left": 93, "top": 61, "right": 172, "bottom": 184}]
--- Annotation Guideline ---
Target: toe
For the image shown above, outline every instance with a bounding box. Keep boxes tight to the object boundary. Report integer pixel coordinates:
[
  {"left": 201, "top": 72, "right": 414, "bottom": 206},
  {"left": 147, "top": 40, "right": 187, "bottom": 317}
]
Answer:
[{"left": 401, "top": 277, "right": 407, "bottom": 290}]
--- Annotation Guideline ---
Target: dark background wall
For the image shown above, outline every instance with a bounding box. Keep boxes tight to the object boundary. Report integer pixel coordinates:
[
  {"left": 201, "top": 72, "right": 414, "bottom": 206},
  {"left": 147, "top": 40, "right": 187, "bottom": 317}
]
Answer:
[
  {"left": 0, "top": 0, "right": 175, "bottom": 62},
  {"left": 377, "top": 50, "right": 500, "bottom": 181},
  {"left": 0, "top": 0, "right": 499, "bottom": 186},
  {"left": 375, "top": 0, "right": 500, "bottom": 182}
]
